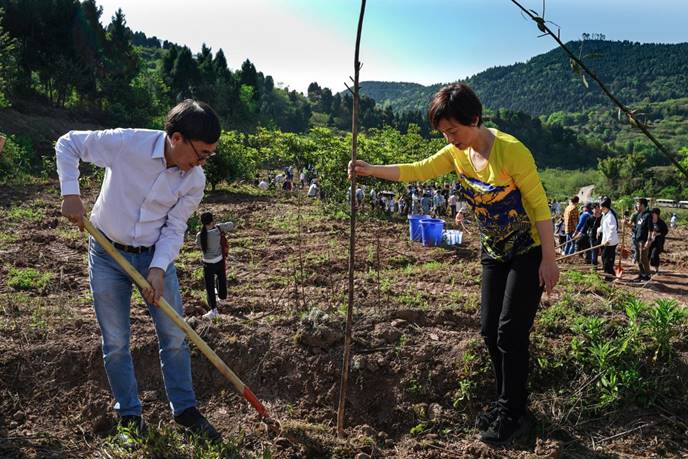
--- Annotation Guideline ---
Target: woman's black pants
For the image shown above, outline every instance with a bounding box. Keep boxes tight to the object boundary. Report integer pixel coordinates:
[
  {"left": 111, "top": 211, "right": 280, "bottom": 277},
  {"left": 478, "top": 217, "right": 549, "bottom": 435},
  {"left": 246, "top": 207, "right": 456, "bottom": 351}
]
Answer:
[
  {"left": 480, "top": 246, "right": 543, "bottom": 418},
  {"left": 203, "top": 260, "right": 227, "bottom": 310}
]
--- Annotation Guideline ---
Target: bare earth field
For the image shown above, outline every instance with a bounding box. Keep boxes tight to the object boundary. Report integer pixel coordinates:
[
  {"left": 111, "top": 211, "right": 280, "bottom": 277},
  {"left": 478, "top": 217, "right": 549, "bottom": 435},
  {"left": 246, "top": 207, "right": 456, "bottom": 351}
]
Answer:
[{"left": 1, "top": 181, "right": 687, "bottom": 458}]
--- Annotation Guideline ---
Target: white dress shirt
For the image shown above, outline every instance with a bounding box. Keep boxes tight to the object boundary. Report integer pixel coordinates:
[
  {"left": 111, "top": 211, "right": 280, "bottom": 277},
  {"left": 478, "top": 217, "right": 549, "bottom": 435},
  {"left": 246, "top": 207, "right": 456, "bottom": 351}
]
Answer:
[
  {"left": 598, "top": 210, "right": 619, "bottom": 246},
  {"left": 56, "top": 128, "right": 205, "bottom": 270}
]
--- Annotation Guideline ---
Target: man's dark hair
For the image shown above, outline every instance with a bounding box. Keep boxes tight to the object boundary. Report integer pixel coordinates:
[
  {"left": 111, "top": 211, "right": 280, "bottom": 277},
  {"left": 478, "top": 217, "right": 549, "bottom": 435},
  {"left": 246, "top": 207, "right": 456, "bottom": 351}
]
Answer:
[
  {"left": 428, "top": 83, "right": 483, "bottom": 129},
  {"left": 165, "top": 99, "right": 221, "bottom": 144},
  {"left": 583, "top": 203, "right": 592, "bottom": 211},
  {"left": 600, "top": 197, "right": 612, "bottom": 209},
  {"left": 638, "top": 198, "right": 649, "bottom": 208},
  {"left": 571, "top": 196, "right": 580, "bottom": 204},
  {"left": 651, "top": 207, "right": 661, "bottom": 216}
]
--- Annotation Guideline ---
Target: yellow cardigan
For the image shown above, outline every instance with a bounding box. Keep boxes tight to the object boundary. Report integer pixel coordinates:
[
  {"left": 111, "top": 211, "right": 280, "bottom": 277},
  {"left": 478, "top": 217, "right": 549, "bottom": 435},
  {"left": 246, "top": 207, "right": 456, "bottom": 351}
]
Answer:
[{"left": 399, "top": 129, "right": 551, "bottom": 261}]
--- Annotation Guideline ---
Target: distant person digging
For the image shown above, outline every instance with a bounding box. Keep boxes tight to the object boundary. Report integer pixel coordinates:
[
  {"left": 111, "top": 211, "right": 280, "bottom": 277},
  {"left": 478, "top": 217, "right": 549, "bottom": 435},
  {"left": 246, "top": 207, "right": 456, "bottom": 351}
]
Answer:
[
  {"left": 56, "top": 99, "right": 223, "bottom": 446},
  {"left": 348, "top": 83, "right": 559, "bottom": 445}
]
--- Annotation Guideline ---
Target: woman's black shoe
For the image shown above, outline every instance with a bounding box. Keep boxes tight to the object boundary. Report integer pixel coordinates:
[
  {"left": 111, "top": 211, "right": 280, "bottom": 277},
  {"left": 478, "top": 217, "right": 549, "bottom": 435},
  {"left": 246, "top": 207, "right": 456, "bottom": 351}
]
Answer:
[
  {"left": 479, "top": 411, "right": 534, "bottom": 445},
  {"left": 475, "top": 402, "right": 501, "bottom": 431}
]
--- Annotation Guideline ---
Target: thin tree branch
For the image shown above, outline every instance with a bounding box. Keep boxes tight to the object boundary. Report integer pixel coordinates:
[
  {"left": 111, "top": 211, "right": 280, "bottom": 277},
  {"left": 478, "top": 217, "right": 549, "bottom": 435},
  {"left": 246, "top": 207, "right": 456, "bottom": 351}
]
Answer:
[
  {"left": 337, "top": 0, "right": 366, "bottom": 439},
  {"left": 509, "top": 0, "right": 688, "bottom": 180}
]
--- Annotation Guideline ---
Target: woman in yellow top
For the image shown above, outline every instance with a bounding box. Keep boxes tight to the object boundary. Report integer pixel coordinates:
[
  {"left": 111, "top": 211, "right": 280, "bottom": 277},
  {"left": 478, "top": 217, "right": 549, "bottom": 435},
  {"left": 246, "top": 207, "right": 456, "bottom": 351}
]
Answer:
[{"left": 349, "top": 83, "right": 559, "bottom": 445}]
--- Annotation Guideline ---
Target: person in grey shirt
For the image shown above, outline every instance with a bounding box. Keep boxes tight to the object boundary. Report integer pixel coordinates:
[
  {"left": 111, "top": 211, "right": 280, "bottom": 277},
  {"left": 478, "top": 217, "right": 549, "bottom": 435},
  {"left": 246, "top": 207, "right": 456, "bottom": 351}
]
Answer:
[{"left": 196, "top": 212, "right": 234, "bottom": 319}]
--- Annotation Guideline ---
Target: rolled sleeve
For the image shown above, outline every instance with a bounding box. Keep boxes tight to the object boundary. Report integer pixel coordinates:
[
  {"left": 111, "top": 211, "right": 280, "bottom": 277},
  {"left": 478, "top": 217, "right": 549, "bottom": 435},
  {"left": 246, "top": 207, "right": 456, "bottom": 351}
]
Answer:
[{"left": 150, "top": 183, "right": 204, "bottom": 270}]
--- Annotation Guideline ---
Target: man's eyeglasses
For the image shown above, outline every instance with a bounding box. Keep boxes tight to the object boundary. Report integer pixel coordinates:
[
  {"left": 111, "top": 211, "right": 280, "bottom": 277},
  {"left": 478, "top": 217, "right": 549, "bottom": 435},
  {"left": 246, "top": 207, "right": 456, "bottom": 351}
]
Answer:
[{"left": 186, "top": 138, "right": 216, "bottom": 161}]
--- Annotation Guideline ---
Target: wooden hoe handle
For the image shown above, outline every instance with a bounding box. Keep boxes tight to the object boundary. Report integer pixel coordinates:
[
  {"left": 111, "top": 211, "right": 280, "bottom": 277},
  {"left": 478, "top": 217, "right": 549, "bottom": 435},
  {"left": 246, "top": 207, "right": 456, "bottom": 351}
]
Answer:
[
  {"left": 82, "top": 217, "right": 269, "bottom": 418},
  {"left": 556, "top": 242, "right": 606, "bottom": 262}
]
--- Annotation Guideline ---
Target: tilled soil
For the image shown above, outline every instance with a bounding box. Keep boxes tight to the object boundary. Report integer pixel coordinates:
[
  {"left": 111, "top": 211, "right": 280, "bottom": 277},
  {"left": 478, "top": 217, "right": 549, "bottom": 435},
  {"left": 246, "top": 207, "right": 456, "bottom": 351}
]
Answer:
[{"left": 1, "top": 181, "right": 687, "bottom": 458}]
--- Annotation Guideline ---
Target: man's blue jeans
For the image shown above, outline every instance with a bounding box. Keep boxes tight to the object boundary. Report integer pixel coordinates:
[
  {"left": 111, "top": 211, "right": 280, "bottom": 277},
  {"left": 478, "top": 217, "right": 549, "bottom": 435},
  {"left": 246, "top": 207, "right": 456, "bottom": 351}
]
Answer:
[
  {"left": 88, "top": 237, "right": 196, "bottom": 417},
  {"left": 564, "top": 233, "right": 576, "bottom": 255}
]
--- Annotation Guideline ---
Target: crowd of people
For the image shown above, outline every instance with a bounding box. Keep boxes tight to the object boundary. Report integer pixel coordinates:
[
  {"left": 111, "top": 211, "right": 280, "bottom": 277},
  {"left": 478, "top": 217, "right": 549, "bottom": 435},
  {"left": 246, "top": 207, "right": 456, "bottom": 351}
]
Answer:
[
  {"left": 256, "top": 164, "right": 320, "bottom": 196},
  {"left": 347, "top": 182, "right": 469, "bottom": 219},
  {"left": 554, "top": 195, "right": 673, "bottom": 282}
]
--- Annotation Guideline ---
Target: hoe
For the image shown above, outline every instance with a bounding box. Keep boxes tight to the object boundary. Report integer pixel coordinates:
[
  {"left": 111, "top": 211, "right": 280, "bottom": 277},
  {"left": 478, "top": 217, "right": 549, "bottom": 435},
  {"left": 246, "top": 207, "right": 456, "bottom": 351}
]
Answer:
[{"left": 82, "top": 217, "right": 278, "bottom": 430}]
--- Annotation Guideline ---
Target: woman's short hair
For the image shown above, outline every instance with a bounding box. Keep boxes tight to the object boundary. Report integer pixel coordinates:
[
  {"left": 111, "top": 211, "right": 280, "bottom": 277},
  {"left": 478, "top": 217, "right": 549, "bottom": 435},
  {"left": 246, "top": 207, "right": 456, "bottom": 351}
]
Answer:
[{"left": 428, "top": 83, "right": 483, "bottom": 129}]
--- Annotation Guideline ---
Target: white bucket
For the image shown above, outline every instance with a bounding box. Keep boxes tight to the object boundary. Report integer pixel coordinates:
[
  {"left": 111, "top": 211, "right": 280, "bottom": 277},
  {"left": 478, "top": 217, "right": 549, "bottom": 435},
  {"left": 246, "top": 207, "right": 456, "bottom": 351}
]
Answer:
[{"left": 444, "top": 229, "right": 463, "bottom": 246}]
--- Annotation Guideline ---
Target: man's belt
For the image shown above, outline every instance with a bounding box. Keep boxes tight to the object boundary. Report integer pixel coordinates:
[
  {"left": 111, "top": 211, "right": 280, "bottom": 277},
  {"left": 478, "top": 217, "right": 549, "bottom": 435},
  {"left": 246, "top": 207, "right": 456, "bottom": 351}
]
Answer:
[{"left": 102, "top": 233, "right": 154, "bottom": 254}]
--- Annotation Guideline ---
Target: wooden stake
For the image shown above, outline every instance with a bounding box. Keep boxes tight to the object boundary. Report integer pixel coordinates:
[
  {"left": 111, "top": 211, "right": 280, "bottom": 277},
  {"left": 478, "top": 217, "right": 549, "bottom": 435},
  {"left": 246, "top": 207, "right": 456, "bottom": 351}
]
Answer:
[{"left": 337, "top": 0, "right": 367, "bottom": 439}]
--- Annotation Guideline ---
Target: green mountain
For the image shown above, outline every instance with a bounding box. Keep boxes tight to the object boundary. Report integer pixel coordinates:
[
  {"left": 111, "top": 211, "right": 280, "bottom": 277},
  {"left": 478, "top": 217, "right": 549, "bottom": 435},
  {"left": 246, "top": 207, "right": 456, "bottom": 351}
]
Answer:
[{"left": 360, "top": 40, "right": 688, "bottom": 116}]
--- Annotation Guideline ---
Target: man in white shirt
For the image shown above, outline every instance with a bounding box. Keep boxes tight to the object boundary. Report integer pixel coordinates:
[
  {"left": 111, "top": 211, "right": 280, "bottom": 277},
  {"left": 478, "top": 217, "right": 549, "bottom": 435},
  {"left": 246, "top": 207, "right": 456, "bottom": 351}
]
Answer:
[
  {"left": 597, "top": 197, "right": 619, "bottom": 280},
  {"left": 57, "top": 100, "right": 222, "bottom": 444}
]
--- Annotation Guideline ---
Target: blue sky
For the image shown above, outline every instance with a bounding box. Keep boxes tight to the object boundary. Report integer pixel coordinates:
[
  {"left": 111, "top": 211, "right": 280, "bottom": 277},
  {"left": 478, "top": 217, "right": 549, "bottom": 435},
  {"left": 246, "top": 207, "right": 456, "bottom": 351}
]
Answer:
[{"left": 96, "top": 0, "right": 687, "bottom": 93}]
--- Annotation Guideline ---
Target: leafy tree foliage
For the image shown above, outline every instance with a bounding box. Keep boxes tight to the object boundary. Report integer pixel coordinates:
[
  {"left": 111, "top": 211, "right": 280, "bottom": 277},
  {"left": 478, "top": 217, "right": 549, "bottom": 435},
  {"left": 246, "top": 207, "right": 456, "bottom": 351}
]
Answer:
[
  {"left": 0, "top": 7, "right": 17, "bottom": 107},
  {"left": 0, "top": 1, "right": 312, "bottom": 131}
]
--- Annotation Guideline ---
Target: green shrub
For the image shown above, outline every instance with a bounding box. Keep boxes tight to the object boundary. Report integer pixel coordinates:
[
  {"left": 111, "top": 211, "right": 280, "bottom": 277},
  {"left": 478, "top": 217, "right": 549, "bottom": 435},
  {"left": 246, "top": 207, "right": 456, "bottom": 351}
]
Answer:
[{"left": 0, "top": 134, "right": 35, "bottom": 183}]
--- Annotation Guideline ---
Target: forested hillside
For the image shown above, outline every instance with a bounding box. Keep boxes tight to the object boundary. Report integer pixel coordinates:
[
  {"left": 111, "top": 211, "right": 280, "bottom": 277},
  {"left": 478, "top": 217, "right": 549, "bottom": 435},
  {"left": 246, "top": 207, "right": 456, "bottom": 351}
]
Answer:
[
  {"left": 359, "top": 40, "right": 688, "bottom": 176},
  {"left": 360, "top": 40, "right": 688, "bottom": 116},
  {"left": 1, "top": 1, "right": 686, "bottom": 198},
  {"left": 0, "top": 0, "right": 311, "bottom": 133}
]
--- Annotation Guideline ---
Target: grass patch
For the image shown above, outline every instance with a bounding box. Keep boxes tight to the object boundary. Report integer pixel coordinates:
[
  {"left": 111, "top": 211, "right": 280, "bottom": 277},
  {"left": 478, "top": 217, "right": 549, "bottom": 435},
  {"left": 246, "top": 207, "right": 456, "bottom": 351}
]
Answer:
[
  {"left": 102, "top": 423, "right": 249, "bottom": 458},
  {"left": 0, "top": 232, "right": 19, "bottom": 248},
  {"left": 4, "top": 205, "right": 45, "bottom": 223},
  {"left": 402, "top": 260, "right": 446, "bottom": 275},
  {"left": 397, "top": 289, "right": 430, "bottom": 309},
  {"left": 7, "top": 266, "right": 53, "bottom": 291}
]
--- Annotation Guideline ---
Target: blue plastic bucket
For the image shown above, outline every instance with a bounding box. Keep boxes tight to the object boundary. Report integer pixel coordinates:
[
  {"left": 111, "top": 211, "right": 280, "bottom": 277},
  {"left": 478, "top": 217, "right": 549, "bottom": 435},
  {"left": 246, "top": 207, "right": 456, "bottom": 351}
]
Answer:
[
  {"left": 420, "top": 218, "right": 445, "bottom": 247},
  {"left": 407, "top": 214, "right": 431, "bottom": 241}
]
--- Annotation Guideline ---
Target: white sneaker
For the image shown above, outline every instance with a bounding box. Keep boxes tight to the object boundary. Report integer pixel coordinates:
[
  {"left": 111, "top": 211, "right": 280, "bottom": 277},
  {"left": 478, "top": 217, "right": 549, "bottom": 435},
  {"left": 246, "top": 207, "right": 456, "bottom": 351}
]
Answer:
[{"left": 203, "top": 309, "right": 219, "bottom": 320}]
